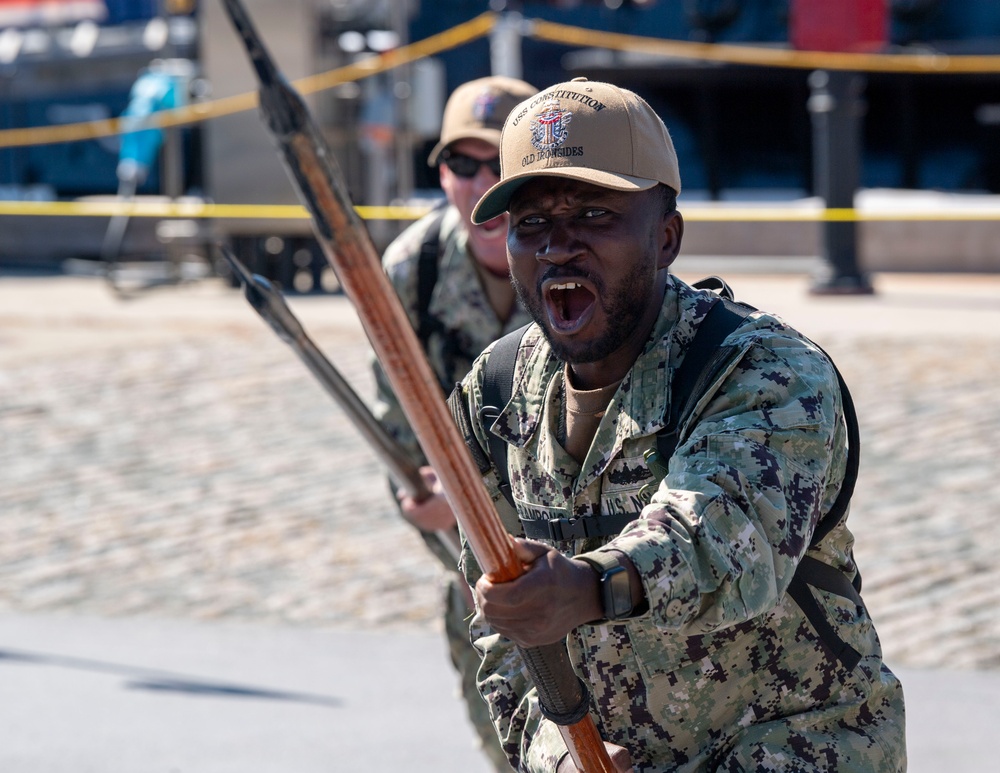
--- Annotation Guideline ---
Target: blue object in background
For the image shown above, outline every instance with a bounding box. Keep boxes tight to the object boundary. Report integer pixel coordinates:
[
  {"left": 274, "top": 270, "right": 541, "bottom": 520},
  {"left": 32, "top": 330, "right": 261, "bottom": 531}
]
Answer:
[{"left": 116, "top": 65, "right": 185, "bottom": 185}]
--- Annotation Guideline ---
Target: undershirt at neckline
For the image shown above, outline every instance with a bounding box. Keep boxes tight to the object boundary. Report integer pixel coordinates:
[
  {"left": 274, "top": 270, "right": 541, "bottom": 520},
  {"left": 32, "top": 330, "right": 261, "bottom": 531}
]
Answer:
[{"left": 561, "top": 366, "right": 623, "bottom": 464}]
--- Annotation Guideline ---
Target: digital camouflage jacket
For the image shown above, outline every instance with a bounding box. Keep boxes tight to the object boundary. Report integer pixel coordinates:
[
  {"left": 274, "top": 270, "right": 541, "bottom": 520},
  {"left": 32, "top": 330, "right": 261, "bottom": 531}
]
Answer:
[
  {"left": 373, "top": 204, "right": 532, "bottom": 464},
  {"left": 457, "top": 275, "right": 905, "bottom": 772}
]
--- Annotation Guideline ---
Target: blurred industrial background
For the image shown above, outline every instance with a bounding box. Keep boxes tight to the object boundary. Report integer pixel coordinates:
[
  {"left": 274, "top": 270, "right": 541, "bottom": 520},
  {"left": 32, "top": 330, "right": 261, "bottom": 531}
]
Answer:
[{"left": 2, "top": 0, "right": 1000, "bottom": 287}]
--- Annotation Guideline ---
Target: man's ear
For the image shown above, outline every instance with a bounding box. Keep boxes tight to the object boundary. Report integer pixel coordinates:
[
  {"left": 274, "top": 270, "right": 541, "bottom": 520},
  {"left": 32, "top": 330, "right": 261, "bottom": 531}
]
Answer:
[
  {"left": 658, "top": 210, "right": 684, "bottom": 270},
  {"left": 438, "top": 162, "right": 456, "bottom": 202}
]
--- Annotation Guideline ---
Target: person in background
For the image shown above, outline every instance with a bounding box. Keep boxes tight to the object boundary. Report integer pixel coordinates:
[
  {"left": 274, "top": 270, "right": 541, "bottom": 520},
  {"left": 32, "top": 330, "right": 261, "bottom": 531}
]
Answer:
[{"left": 372, "top": 75, "right": 537, "bottom": 771}]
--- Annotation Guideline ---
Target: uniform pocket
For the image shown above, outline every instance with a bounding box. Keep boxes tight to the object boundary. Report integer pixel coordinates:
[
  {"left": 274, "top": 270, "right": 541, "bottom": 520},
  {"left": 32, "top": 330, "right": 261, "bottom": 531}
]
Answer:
[{"left": 626, "top": 615, "right": 775, "bottom": 683}]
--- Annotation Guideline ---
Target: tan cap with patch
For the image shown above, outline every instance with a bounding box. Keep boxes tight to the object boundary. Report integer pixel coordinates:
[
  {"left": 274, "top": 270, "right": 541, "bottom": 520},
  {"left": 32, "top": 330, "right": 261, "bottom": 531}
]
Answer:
[
  {"left": 427, "top": 76, "right": 538, "bottom": 165},
  {"left": 472, "top": 78, "right": 681, "bottom": 224}
]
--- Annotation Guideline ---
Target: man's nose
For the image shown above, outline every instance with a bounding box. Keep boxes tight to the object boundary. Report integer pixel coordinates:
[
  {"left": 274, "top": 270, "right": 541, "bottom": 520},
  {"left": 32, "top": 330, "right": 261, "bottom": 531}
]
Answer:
[
  {"left": 536, "top": 221, "right": 580, "bottom": 265},
  {"left": 473, "top": 164, "right": 499, "bottom": 195}
]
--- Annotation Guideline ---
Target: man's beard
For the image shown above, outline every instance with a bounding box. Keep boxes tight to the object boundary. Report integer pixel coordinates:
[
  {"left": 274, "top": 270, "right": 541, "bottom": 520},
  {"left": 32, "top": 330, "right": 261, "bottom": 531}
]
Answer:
[{"left": 511, "top": 266, "right": 655, "bottom": 365}]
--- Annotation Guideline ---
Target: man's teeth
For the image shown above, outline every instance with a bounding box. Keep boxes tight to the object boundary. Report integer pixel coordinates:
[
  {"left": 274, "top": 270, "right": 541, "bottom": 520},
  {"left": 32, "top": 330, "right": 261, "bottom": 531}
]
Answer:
[{"left": 550, "top": 282, "right": 582, "bottom": 291}]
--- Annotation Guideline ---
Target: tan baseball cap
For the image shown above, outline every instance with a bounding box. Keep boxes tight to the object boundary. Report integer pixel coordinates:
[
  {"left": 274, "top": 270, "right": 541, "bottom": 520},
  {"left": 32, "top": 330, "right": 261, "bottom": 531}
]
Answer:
[
  {"left": 427, "top": 75, "right": 538, "bottom": 165},
  {"left": 472, "top": 78, "right": 681, "bottom": 224}
]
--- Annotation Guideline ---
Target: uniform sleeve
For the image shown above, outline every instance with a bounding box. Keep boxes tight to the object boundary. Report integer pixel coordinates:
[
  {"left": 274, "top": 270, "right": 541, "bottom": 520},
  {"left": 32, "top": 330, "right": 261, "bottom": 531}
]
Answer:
[
  {"left": 371, "top": 224, "right": 429, "bottom": 466},
  {"left": 372, "top": 355, "right": 424, "bottom": 466},
  {"left": 607, "top": 332, "right": 847, "bottom": 637},
  {"left": 467, "top": 614, "right": 570, "bottom": 771},
  {"left": 458, "top": 360, "right": 572, "bottom": 773}
]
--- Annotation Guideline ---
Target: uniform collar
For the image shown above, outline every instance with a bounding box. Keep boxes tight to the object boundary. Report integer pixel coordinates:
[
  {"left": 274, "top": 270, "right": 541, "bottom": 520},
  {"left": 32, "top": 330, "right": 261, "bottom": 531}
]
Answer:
[{"left": 487, "top": 275, "right": 725, "bottom": 490}]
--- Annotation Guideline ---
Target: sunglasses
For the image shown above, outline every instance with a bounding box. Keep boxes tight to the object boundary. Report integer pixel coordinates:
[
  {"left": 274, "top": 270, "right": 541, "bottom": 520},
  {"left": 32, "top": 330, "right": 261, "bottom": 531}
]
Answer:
[{"left": 441, "top": 151, "right": 502, "bottom": 179}]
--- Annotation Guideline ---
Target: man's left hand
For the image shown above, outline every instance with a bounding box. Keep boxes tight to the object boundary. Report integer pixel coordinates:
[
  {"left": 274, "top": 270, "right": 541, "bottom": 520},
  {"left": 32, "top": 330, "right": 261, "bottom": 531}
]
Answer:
[{"left": 397, "top": 466, "right": 456, "bottom": 532}]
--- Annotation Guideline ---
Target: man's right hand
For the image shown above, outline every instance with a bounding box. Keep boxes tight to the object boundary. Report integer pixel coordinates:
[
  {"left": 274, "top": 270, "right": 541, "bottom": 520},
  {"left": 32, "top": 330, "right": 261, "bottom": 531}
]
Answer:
[
  {"left": 397, "top": 466, "right": 457, "bottom": 532},
  {"left": 475, "top": 538, "right": 603, "bottom": 648}
]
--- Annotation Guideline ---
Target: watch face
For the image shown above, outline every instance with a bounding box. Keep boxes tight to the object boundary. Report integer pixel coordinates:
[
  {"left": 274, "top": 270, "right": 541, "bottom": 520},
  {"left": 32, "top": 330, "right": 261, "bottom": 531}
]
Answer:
[{"left": 604, "top": 565, "right": 633, "bottom": 620}]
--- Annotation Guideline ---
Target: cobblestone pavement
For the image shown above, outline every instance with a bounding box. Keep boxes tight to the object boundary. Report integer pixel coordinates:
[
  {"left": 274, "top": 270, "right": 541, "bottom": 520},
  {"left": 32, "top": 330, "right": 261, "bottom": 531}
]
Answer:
[{"left": 1, "top": 268, "right": 998, "bottom": 673}]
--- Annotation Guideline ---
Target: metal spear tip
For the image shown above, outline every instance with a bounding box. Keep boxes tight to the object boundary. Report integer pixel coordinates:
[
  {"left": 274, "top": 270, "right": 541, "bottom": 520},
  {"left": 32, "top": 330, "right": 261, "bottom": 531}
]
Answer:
[
  {"left": 216, "top": 242, "right": 254, "bottom": 286},
  {"left": 216, "top": 243, "right": 302, "bottom": 344},
  {"left": 221, "top": 0, "right": 280, "bottom": 87},
  {"left": 221, "top": 0, "right": 305, "bottom": 138},
  {"left": 216, "top": 243, "right": 270, "bottom": 312}
]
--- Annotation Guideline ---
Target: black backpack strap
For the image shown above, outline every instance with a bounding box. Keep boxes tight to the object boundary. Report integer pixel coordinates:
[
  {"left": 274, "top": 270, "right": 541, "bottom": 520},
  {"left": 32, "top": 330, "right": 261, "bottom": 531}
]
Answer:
[
  {"left": 447, "top": 383, "right": 492, "bottom": 476},
  {"left": 809, "top": 360, "right": 860, "bottom": 550},
  {"left": 415, "top": 206, "right": 446, "bottom": 350},
  {"left": 481, "top": 323, "right": 645, "bottom": 541},
  {"left": 415, "top": 205, "right": 475, "bottom": 392},
  {"left": 520, "top": 513, "right": 635, "bottom": 542},
  {"left": 691, "top": 274, "right": 735, "bottom": 300},
  {"left": 655, "top": 294, "right": 754, "bottom": 463},
  {"left": 478, "top": 324, "right": 531, "bottom": 508},
  {"left": 787, "top": 561, "right": 863, "bottom": 671},
  {"left": 653, "top": 289, "right": 861, "bottom": 558}
]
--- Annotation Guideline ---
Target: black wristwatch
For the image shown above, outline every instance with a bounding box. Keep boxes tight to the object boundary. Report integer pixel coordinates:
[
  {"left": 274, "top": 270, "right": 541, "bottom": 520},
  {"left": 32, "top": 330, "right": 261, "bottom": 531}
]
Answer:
[{"left": 576, "top": 551, "right": 643, "bottom": 622}]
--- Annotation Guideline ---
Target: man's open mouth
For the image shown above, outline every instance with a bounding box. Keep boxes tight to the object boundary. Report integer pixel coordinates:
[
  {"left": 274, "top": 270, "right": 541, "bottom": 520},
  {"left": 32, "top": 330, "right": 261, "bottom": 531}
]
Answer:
[{"left": 543, "top": 279, "right": 597, "bottom": 333}]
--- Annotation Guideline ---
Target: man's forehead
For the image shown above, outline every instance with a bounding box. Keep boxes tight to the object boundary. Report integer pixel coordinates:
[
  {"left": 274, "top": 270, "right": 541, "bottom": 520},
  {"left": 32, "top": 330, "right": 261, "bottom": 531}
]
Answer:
[
  {"left": 509, "top": 176, "right": 624, "bottom": 209},
  {"left": 447, "top": 137, "right": 500, "bottom": 157}
]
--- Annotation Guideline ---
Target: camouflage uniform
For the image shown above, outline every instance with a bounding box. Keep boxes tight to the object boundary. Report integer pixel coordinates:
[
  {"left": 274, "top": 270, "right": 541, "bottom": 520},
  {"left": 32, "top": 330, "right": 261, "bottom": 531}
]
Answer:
[
  {"left": 457, "top": 275, "right": 906, "bottom": 772},
  {"left": 373, "top": 204, "right": 531, "bottom": 772}
]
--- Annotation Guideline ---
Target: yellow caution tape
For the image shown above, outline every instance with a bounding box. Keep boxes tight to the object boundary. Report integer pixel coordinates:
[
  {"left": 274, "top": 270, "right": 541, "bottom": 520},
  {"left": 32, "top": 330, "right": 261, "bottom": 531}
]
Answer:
[
  {"left": 0, "top": 12, "right": 498, "bottom": 149},
  {"left": 295, "top": 13, "right": 497, "bottom": 96},
  {"left": 6, "top": 12, "right": 1000, "bottom": 151},
  {"left": 4, "top": 200, "right": 1000, "bottom": 223},
  {"left": 530, "top": 19, "right": 1000, "bottom": 73},
  {"left": 4, "top": 10, "right": 1000, "bottom": 232},
  {"left": 678, "top": 207, "right": 1000, "bottom": 222},
  {"left": 0, "top": 200, "right": 435, "bottom": 221}
]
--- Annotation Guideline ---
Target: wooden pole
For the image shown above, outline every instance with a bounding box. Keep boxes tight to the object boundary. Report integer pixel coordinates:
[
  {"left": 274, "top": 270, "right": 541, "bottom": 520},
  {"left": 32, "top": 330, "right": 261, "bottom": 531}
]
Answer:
[{"left": 221, "top": 2, "right": 615, "bottom": 769}]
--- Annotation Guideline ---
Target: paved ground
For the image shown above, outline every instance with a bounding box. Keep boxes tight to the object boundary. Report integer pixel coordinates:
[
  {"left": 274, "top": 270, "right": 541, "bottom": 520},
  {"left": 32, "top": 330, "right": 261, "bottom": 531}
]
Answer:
[
  {"left": 0, "top": 611, "right": 495, "bottom": 773},
  {"left": 1, "top": 262, "right": 999, "bottom": 769},
  {"left": 2, "top": 610, "right": 997, "bottom": 773}
]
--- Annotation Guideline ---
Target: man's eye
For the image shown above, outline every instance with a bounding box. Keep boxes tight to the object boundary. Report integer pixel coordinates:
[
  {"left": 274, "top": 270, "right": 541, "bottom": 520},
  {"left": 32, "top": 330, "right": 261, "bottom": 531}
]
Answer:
[
  {"left": 517, "top": 215, "right": 545, "bottom": 227},
  {"left": 582, "top": 208, "right": 607, "bottom": 219}
]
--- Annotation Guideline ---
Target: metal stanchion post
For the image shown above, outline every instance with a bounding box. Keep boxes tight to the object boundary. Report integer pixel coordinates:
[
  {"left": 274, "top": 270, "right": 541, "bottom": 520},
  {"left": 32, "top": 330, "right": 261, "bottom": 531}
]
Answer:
[
  {"left": 490, "top": 3, "right": 524, "bottom": 79},
  {"left": 808, "top": 69, "right": 875, "bottom": 295}
]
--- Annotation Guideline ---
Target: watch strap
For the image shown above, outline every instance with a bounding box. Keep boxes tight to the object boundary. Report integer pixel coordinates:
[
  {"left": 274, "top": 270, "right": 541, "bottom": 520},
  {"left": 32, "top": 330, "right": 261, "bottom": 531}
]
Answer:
[
  {"left": 575, "top": 550, "right": 621, "bottom": 576},
  {"left": 576, "top": 550, "right": 638, "bottom": 621}
]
